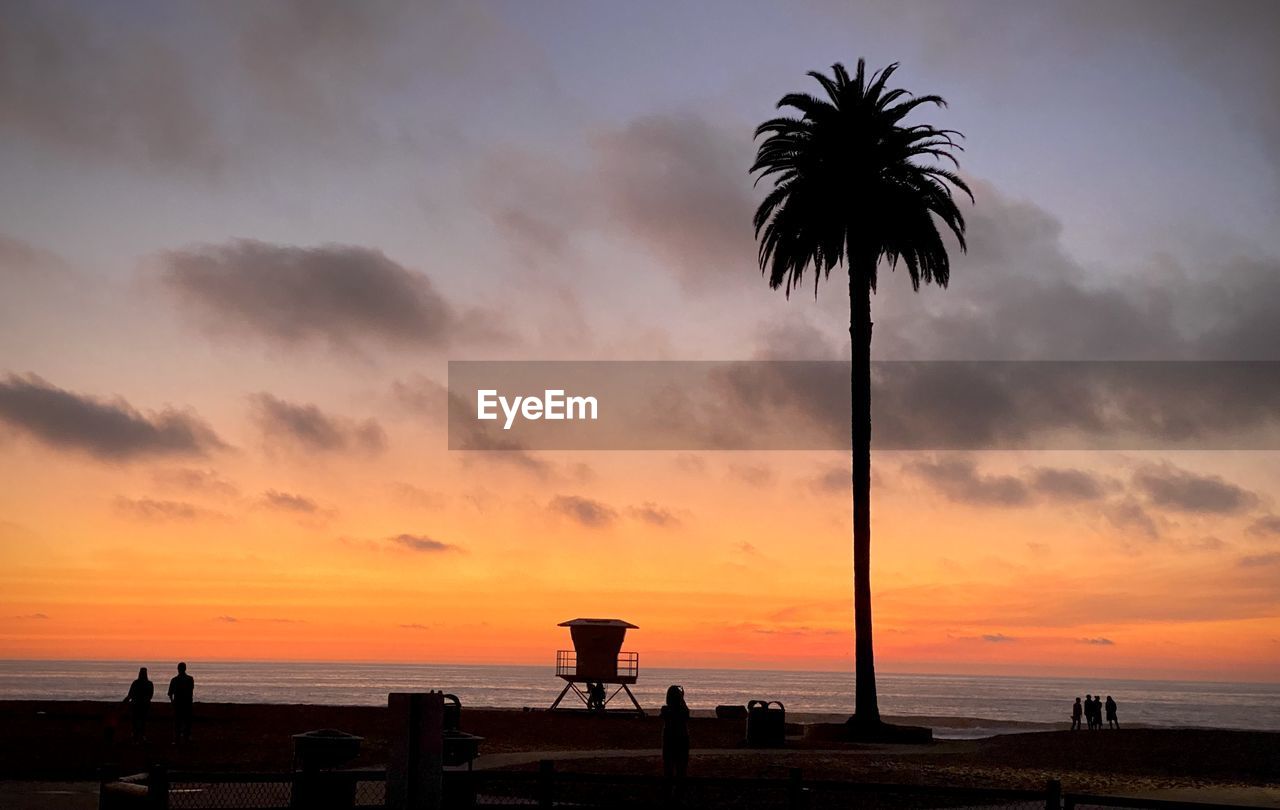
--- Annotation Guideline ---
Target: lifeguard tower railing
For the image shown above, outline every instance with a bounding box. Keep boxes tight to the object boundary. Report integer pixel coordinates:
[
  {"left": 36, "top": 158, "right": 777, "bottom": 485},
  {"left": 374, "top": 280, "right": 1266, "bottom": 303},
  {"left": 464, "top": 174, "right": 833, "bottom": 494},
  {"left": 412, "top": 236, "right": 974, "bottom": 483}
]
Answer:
[{"left": 555, "top": 650, "right": 639, "bottom": 683}]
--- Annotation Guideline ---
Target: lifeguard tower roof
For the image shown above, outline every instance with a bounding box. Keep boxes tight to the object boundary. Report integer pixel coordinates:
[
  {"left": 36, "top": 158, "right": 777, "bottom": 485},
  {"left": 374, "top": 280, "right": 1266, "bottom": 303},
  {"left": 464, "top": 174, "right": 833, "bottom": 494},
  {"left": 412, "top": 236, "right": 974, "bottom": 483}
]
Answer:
[{"left": 557, "top": 618, "right": 638, "bottom": 629}]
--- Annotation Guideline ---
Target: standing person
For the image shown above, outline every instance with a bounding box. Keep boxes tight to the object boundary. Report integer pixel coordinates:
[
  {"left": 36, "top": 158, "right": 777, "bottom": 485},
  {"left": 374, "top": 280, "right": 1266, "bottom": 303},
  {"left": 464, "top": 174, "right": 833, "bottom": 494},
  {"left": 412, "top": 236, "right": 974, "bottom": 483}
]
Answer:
[
  {"left": 168, "top": 662, "right": 195, "bottom": 742},
  {"left": 123, "top": 667, "right": 154, "bottom": 742},
  {"left": 1071, "top": 697, "right": 1083, "bottom": 731},
  {"left": 1083, "top": 695, "right": 1093, "bottom": 730},
  {"left": 661, "top": 684, "right": 690, "bottom": 797},
  {"left": 1105, "top": 695, "right": 1119, "bottom": 729},
  {"left": 1091, "top": 695, "right": 1102, "bottom": 730}
]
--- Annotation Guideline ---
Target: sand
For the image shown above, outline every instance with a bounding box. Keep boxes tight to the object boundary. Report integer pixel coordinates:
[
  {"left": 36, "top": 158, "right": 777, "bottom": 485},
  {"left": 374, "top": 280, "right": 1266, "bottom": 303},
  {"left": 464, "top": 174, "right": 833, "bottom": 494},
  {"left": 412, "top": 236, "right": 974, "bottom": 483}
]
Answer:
[{"left": 0, "top": 701, "right": 1275, "bottom": 807}]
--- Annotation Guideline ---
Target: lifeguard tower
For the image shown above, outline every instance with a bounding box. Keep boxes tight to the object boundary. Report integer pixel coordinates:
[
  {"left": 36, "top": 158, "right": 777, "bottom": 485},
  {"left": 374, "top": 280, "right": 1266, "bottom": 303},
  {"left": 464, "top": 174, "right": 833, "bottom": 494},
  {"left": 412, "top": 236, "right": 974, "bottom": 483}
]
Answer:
[{"left": 549, "top": 618, "right": 644, "bottom": 716}]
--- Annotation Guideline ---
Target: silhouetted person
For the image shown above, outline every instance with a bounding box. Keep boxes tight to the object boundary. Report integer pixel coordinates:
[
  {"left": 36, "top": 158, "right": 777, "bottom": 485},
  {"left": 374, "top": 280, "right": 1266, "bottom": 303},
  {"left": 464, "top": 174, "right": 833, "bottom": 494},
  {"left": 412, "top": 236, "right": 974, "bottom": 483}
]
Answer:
[
  {"left": 1071, "top": 697, "right": 1082, "bottom": 731},
  {"left": 123, "top": 667, "right": 154, "bottom": 742},
  {"left": 661, "top": 684, "right": 690, "bottom": 800},
  {"left": 587, "top": 681, "right": 606, "bottom": 713},
  {"left": 1090, "top": 694, "right": 1102, "bottom": 730},
  {"left": 168, "top": 662, "right": 195, "bottom": 741},
  {"left": 1084, "top": 694, "right": 1095, "bottom": 730},
  {"left": 1105, "top": 695, "right": 1119, "bottom": 729}
]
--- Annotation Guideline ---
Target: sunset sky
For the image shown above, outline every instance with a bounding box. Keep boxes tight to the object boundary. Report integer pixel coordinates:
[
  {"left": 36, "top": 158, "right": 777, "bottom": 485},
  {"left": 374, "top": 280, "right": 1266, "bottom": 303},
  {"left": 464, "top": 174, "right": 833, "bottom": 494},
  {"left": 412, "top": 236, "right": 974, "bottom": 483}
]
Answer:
[{"left": 1, "top": 1, "right": 1278, "bottom": 681}]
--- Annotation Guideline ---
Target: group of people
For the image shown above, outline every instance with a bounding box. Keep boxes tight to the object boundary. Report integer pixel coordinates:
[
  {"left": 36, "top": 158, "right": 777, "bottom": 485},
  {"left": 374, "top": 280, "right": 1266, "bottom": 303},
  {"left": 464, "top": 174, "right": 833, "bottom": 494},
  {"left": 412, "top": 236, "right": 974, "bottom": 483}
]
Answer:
[
  {"left": 1071, "top": 693, "right": 1118, "bottom": 730},
  {"left": 122, "top": 662, "right": 196, "bottom": 743}
]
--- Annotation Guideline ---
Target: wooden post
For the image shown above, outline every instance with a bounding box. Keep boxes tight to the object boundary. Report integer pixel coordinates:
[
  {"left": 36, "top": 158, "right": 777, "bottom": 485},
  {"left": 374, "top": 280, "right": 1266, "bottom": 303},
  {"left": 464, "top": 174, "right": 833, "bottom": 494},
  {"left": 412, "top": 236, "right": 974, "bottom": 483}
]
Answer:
[
  {"left": 537, "top": 760, "right": 555, "bottom": 809},
  {"left": 387, "top": 692, "right": 445, "bottom": 810}
]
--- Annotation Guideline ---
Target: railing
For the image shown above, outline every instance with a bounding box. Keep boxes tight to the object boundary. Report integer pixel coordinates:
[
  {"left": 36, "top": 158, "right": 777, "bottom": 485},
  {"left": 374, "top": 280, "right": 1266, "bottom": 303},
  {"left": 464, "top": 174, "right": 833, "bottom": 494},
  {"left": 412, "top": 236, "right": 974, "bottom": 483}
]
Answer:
[{"left": 555, "top": 649, "right": 639, "bottom": 680}]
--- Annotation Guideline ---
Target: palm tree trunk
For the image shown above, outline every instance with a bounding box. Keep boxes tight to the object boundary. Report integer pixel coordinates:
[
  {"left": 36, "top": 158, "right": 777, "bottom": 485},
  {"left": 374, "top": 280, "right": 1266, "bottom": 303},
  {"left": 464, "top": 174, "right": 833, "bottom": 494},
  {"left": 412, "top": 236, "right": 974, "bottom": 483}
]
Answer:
[{"left": 850, "top": 263, "right": 880, "bottom": 727}]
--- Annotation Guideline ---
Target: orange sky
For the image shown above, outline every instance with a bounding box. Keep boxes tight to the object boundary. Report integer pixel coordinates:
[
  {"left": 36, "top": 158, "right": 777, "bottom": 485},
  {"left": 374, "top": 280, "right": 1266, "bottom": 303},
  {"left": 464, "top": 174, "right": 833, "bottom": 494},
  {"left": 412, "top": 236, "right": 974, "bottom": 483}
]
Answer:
[{"left": 3, "top": 431, "right": 1277, "bottom": 681}]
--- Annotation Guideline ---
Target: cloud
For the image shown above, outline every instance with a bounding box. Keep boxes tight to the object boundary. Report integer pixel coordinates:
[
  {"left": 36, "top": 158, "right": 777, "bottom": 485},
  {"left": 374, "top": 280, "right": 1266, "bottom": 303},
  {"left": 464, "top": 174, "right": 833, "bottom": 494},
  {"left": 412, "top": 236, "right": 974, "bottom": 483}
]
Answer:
[
  {"left": 216, "top": 615, "right": 303, "bottom": 624},
  {"left": 629, "top": 502, "right": 680, "bottom": 528},
  {"left": 115, "top": 497, "right": 220, "bottom": 522},
  {"left": 260, "top": 490, "right": 320, "bottom": 514},
  {"left": 249, "top": 393, "right": 386, "bottom": 455},
  {"left": 0, "top": 4, "right": 225, "bottom": 172},
  {"left": 593, "top": 114, "right": 756, "bottom": 291},
  {"left": 728, "top": 463, "right": 775, "bottom": 488},
  {"left": 1132, "top": 463, "right": 1258, "bottom": 515},
  {"left": 1101, "top": 498, "right": 1160, "bottom": 540},
  {"left": 905, "top": 457, "right": 1031, "bottom": 507},
  {"left": 982, "top": 633, "right": 1016, "bottom": 643},
  {"left": 1238, "top": 553, "right": 1280, "bottom": 568},
  {"left": 153, "top": 468, "right": 239, "bottom": 499},
  {"left": 156, "top": 240, "right": 504, "bottom": 352},
  {"left": 391, "top": 533, "right": 458, "bottom": 553},
  {"left": 0, "top": 234, "right": 67, "bottom": 280},
  {"left": 1079, "top": 637, "right": 1115, "bottom": 646},
  {"left": 549, "top": 495, "right": 617, "bottom": 528},
  {"left": 399, "top": 623, "right": 429, "bottom": 630},
  {"left": 1246, "top": 515, "right": 1280, "bottom": 539},
  {"left": 0, "top": 374, "right": 224, "bottom": 461},
  {"left": 12, "top": 613, "right": 49, "bottom": 620},
  {"left": 0, "top": 3, "right": 540, "bottom": 174},
  {"left": 809, "top": 465, "right": 851, "bottom": 496},
  {"left": 1028, "top": 467, "right": 1107, "bottom": 502},
  {"left": 391, "top": 376, "right": 449, "bottom": 421}
]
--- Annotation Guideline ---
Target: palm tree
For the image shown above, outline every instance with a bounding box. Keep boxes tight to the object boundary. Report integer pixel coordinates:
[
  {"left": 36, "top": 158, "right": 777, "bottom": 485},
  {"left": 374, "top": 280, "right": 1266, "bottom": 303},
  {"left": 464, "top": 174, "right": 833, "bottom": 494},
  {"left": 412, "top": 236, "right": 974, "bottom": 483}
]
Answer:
[{"left": 751, "top": 60, "right": 970, "bottom": 734}]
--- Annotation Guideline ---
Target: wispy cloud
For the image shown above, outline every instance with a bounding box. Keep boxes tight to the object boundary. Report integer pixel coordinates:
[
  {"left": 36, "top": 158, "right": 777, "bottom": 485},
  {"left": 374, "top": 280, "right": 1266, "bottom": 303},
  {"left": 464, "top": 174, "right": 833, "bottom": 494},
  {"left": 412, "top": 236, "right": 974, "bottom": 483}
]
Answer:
[{"left": 549, "top": 495, "right": 617, "bottom": 528}]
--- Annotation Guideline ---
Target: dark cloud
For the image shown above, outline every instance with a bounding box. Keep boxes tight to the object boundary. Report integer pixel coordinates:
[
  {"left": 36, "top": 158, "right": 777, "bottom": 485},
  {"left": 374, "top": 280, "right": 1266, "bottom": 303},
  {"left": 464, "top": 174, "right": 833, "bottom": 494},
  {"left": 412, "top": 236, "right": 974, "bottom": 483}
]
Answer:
[
  {"left": 1080, "top": 637, "right": 1115, "bottom": 646},
  {"left": 905, "top": 457, "right": 1031, "bottom": 507},
  {"left": 391, "top": 533, "right": 458, "bottom": 553},
  {"left": 981, "top": 633, "right": 1016, "bottom": 643},
  {"left": 115, "top": 496, "right": 220, "bottom": 522},
  {"left": 260, "top": 490, "right": 320, "bottom": 514},
  {"left": 1246, "top": 515, "right": 1280, "bottom": 539},
  {"left": 549, "top": 495, "right": 617, "bottom": 528},
  {"left": 1101, "top": 498, "right": 1160, "bottom": 540},
  {"left": 0, "top": 4, "right": 225, "bottom": 172},
  {"left": 157, "top": 240, "right": 502, "bottom": 352},
  {"left": 1028, "top": 467, "right": 1107, "bottom": 502},
  {"left": 399, "top": 623, "right": 429, "bottom": 630},
  {"left": 249, "top": 393, "right": 386, "bottom": 455},
  {"left": 0, "top": 3, "right": 536, "bottom": 174},
  {"left": 629, "top": 502, "right": 680, "bottom": 528},
  {"left": 12, "top": 613, "right": 49, "bottom": 620},
  {"left": 593, "top": 114, "right": 756, "bottom": 291},
  {"left": 870, "top": 183, "right": 1280, "bottom": 362},
  {"left": 0, "top": 373, "right": 224, "bottom": 461},
  {"left": 1132, "top": 463, "right": 1258, "bottom": 515}
]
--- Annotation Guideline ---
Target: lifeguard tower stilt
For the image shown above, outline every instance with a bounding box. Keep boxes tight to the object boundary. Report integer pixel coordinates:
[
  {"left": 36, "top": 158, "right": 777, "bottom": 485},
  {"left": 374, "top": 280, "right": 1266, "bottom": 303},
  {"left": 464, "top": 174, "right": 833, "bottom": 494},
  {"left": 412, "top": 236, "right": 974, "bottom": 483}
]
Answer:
[{"left": 549, "top": 618, "right": 645, "bottom": 716}]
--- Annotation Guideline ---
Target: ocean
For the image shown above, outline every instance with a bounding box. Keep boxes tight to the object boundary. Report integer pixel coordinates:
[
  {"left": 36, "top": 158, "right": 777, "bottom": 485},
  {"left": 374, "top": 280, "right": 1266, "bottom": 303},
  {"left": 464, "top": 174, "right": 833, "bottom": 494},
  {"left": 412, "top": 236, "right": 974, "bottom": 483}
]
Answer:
[{"left": 0, "top": 660, "right": 1275, "bottom": 739}]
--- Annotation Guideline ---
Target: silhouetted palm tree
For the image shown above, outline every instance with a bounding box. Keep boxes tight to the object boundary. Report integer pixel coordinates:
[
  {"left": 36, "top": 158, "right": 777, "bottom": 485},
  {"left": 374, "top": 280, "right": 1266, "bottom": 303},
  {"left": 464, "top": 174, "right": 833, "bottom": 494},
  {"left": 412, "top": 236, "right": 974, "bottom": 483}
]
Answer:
[{"left": 752, "top": 60, "right": 970, "bottom": 732}]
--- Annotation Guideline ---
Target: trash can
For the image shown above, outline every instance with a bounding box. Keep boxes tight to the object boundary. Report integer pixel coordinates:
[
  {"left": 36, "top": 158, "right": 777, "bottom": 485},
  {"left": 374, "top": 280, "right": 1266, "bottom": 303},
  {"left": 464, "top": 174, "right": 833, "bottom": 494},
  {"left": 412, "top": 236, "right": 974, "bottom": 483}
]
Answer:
[
  {"left": 745, "top": 700, "right": 786, "bottom": 747},
  {"left": 291, "top": 729, "right": 363, "bottom": 809},
  {"left": 443, "top": 693, "right": 462, "bottom": 732}
]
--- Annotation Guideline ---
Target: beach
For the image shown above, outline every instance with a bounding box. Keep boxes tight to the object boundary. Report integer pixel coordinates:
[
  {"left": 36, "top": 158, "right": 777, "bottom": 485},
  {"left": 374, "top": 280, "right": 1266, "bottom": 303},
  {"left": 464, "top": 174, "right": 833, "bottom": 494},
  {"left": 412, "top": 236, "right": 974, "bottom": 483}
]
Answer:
[{"left": 1, "top": 700, "right": 1277, "bottom": 808}]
